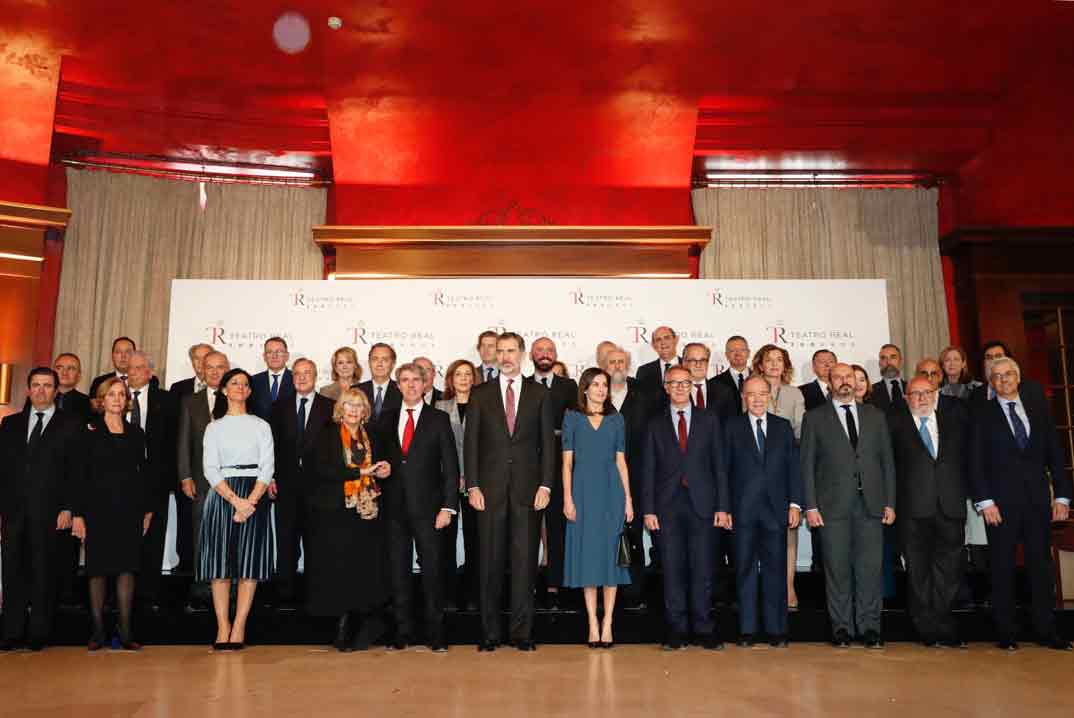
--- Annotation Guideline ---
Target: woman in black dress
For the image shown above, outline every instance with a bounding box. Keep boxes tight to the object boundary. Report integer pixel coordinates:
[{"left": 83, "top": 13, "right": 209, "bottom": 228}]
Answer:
[
  {"left": 304, "top": 388, "right": 392, "bottom": 651},
  {"left": 71, "top": 377, "right": 153, "bottom": 651}
]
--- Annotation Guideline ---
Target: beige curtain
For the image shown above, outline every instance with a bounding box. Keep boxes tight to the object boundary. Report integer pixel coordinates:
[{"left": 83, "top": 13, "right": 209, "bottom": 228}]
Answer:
[
  {"left": 55, "top": 169, "right": 326, "bottom": 387},
  {"left": 691, "top": 186, "right": 948, "bottom": 372}
]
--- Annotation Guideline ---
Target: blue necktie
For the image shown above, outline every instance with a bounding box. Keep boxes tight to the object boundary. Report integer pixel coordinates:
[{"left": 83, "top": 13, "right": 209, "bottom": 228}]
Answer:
[
  {"left": 270, "top": 373, "right": 280, "bottom": 402},
  {"left": 1007, "top": 402, "right": 1029, "bottom": 450},
  {"left": 755, "top": 418, "right": 766, "bottom": 455},
  {"left": 918, "top": 416, "right": 936, "bottom": 458}
]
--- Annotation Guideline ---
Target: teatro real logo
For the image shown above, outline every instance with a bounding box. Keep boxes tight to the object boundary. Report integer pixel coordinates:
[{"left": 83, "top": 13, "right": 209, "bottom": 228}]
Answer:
[
  {"left": 710, "top": 288, "right": 773, "bottom": 311},
  {"left": 569, "top": 288, "right": 633, "bottom": 310},
  {"left": 430, "top": 289, "right": 495, "bottom": 310},
  {"left": 766, "top": 322, "right": 857, "bottom": 351},
  {"left": 289, "top": 289, "right": 354, "bottom": 312},
  {"left": 205, "top": 323, "right": 294, "bottom": 351}
]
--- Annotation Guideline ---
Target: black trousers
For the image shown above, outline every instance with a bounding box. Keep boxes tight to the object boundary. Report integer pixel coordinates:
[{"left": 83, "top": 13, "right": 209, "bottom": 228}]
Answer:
[
  {"left": 460, "top": 499, "right": 481, "bottom": 605},
  {"left": 985, "top": 500, "right": 1056, "bottom": 640},
  {"left": 388, "top": 509, "right": 444, "bottom": 642},
  {"left": 477, "top": 488, "right": 541, "bottom": 643},
  {"left": 900, "top": 514, "right": 964, "bottom": 641},
  {"left": 274, "top": 484, "right": 306, "bottom": 594},
  {"left": 1, "top": 514, "right": 62, "bottom": 643},
  {"left": 174, "top": 489, "right": 193, "bottom": 570},
  {"left": 137, "top": 493, "right": 171, "bottom": 601},
  {"left": 544, "top": 455, "right": 567, "bottom": 588},
  {"left": 735, "top": 519, "right": 788, "bottom": 635},
  {"left": 55, "top": 531, "right": 81, "bottom": 604},
  {"left": 440, "top": 510, "right": 459, "bottom": 606}
]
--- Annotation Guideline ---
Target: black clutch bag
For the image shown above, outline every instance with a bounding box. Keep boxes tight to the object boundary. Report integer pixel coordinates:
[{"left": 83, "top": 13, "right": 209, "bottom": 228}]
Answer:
[{"left": 617, "top": 524, "right": 633, "bottom": 568}]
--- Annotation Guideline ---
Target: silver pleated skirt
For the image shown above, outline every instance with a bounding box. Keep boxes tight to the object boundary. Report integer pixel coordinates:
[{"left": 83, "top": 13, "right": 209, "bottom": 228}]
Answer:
[{"left": 196, "top": 477, "right": 275, "bottom": 582}]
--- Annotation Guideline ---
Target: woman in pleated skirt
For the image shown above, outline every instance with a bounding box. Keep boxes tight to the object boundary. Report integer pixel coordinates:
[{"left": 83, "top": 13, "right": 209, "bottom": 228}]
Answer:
[{"left": 198, "top": 368, "right": 275, "bottom": 650}]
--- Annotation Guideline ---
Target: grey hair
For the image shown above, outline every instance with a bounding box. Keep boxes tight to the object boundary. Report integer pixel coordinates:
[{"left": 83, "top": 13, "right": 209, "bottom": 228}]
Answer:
[{"left": 130, "top": 350, "right": 155, "bottom": 370}]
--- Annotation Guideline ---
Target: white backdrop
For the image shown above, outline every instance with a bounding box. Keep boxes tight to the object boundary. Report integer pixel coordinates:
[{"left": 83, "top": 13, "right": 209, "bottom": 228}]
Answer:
[{"left": 160, "top": 278, "right": 890, "bottom": 572}]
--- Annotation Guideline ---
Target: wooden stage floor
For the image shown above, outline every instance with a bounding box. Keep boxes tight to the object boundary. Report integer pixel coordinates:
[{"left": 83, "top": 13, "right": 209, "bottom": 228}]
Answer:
[{"left": 1, "top": 644, "right": 1070, "bottom": 717}]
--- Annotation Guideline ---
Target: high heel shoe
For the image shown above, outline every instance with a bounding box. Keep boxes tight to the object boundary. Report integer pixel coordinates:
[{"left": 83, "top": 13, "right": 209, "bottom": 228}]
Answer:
[
  {"left": 600, "top": 641, "right": 615, "bottom": 649},
  {"left": 587, "top": 640, "right": 600, "bottom": 649}
]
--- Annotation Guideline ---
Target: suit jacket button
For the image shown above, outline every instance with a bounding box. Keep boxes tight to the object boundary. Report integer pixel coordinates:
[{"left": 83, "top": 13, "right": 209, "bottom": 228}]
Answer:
[{"left": 507, "top": 458, "right": 514, "bottom": 464}]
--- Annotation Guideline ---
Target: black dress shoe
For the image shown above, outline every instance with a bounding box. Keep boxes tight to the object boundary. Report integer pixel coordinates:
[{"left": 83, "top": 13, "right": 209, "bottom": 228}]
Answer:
[
  {"left": 664, "top": 633, "right": 687, "bottom": 650},
  {"left": 769, "top": 635, "right": 789, "bottom": 648},
  {"left": 702, "top": 635, "right": 724, "bottom": 651},
  {"left": 430, "top": 641, "right": 448, "bottom": 653},
  {"left": 940, "top": 635, "right": 968, "bottom": 649},
  {"left": 478, "top": 640, "right": 498, "bottom": 652},
  {"left": 390, "top": 636, "right": 411, "bottom": 651},
  {"left": 922, "top": 638, "right": 940, "bottom": 648},
  {"left": 863, "top": 630, "right": 884, "bottom": 649},
  {"left": 832, "top": 629, "right": 851, "bottom": 648},
  {"left": 333, "top": 614, "right": 352, "bottom": 652},
  {"left": 516, "top": 640, "right": 536, "bottom": 652},
  {"left": 737, "top": 634, "right": 755, "bottom": 648},
  {"left": 997, "top": 639, "right": 1018, "bottom": 651},
  {"left": 0, "top": 639, "right": 19, "bottom": 652},
  {"left": 27, "top": 641, "right": 45, "bottom": 652},
  {"left": 213, "top": 642, "right": 230, "bottom": 651},
  {"left": 1040, "top": 636, "right": 1073, "bottom": 651}
]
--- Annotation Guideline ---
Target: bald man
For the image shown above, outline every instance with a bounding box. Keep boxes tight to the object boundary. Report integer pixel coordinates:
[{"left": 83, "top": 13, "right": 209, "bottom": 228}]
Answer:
[{"left": 635, "top": 326, "right": 680, "bottom": 397}]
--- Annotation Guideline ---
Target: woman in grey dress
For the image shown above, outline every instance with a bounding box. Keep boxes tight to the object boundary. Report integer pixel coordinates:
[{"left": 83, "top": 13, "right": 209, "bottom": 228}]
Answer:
[
  {"left": 562, "top": 368, "right": 633, "bottom": 648},
  {"left": 199, "top": 368, "right": 275, "bottom": 650},
  {"left": 751, "top": 344, "right": 806, "bottom": 608}
]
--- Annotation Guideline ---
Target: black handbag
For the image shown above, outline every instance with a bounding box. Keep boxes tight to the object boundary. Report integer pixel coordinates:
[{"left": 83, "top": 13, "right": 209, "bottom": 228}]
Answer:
[{"left": 617, "top": 524, "right": 633, "bottom": 568}]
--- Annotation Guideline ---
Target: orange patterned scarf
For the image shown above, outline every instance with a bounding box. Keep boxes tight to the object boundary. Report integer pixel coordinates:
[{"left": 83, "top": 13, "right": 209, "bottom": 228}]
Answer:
[{"left": 341, "top": 422, "right": 380, "bottom": 518}]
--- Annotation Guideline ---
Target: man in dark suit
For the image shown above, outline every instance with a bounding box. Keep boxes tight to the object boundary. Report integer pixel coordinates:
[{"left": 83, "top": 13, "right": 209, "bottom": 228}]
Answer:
[
  {"left": 125, "top": 351, "right": 177, "bottom": 610},
  {"left": 635, "top": 325, "right": 680, "bottom": 397},
  {"left": 713, "top": 335, "right": 751, "bottom": 413},
  {"left": 724, "top": 376, "right": 802, "bottom": 647},
  {"left": 528, "top": 336, "right": 579, "bottom": 607},
  {"left": 802, "top": 362, "right": 896, "bottom": 648},
  {"left": 680, "top": 342, "right": 737, "bottom": 420},
  {"left": 889, "top": 376, "right": 969, "bottom": 647},
  {"left": 603, "top": 347, "right": 654, "bottom": 606},
  {"left": 970, "top": 357, "right": 1072, "bottom": 651},
  {"left": 475, "top": 330, "right": 500, "bottom": 384},
  {"left": 0, "top": 368, "right": 83, "bottom": 650},
  {"left": 381, "top": 363, "right": 460, "bottom": 652},
  {"left": 176, "top": 350, "right": 229, "bottom": 608},
  {"left": 88, "top": 336, "right": 138, "bottom": 399},
  {"left": 51, "top": 353, "right": 92, "bottom": 421},
  {"left": 413, "top": 356, "right": 444, "bottom": 405},
  {"left": 641, "top": 365, "right": 730, "bottom": 650},
  {"left": 358, "top": 342, "right": 402, "bottom": 425},
  {"left": 799, "top": 349, "right": 836, "bottom": 412},
  {"left": 870, "top": 343, "right": 907, "bottom": 412},
  {"left": 969, "top": 341, "right": 1047, "bottom": 409},
  {"left": 464, "top": 332, "right": 555, "bottom": 652},
  {"left": 915, "top": 358, "right": 968, "bottom": 424},
  {"left": 168, "top": 342, "right": 214, "bottom": 570},
  {"left": 268, "top": 357, "right": 334, "bottom": 608},
  {"left": 250, "top": 336, "right": 294, "bottom": 421}
]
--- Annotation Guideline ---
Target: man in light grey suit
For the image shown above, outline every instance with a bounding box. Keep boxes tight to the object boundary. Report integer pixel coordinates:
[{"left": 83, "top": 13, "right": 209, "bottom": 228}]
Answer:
[
  {"left": 801, "top": 362, "right": 896, "bottom": 649},
  {"left": 176, "top": 351, "right": 229, "bottom": 608}
]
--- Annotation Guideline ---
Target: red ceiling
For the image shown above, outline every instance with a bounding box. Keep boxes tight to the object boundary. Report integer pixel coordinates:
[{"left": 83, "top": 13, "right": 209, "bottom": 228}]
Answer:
[{"left": 2, "top": 1, "right": 1073, "bottom": 225}]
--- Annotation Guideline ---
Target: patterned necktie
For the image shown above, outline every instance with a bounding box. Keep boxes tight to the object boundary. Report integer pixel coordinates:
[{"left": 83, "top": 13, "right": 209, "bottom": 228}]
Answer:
[
  {"left": 505, "top": 379, "right": 517, "bottom": 435},
  {"left": 131, "top": 390, "right": 142, "bottom": 429},
  {"left": 918, "top": 416, "right": 936, "bottom": 458},
  {"left": 694, "top": 384, "right": 705, "bottom": 410},
  {"left": 756, "top": 418, "right": 766, "bottom": 455},
  {"left": 402, "top": 408, "right": 415, "bottom": 454},
  {"left": 270, "top": 374, "right": 280, "bottom": 402},
  {"left": 1007, "top": 402, "right": 1029, "bottom": 450},
  {"left": 374, "top": 385, "right": 384, "bottom": 417},
  {"left": 677, "top": 410, "right": 688, "bottom": 487}
]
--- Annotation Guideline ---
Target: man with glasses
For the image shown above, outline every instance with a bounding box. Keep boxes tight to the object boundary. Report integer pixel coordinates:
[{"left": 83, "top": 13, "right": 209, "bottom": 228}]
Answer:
[
  {"left": 681, "top": 342, "right": 737, "bottom": 420},
  {"left": 915, "top": 358, "right": 967, "bottom": 425},
  {"left": 970, "top": 357, "right": 1072, "bottom": 651},
  {"left": 888, "top": 376, "right": 969, "bottom": 648},
  {"left": 642, "top": 365, "right": 730, "bottom": 650},
  {"left": 251, "top": 337, "right": 294, "bottom": 420},
  {"left": 714, "top": 336, "right": 751, "bottom": 415},
  {"left": 636, "top": 326, "right": 681, "bottom": 398}
]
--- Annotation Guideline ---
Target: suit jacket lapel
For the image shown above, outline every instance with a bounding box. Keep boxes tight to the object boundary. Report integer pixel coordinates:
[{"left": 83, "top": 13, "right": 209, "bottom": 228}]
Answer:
[{"left": 990, "top": 399, "right": 1020, "bottom": 452}]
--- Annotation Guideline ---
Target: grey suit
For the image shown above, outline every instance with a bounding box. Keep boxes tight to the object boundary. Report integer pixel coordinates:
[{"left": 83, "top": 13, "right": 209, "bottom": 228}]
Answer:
[
  {"left": 801, "top": 400, "right": 896, "bottom": 637},
  {"left": 177, "top": 388, "right": 215, "bottom": 569}
]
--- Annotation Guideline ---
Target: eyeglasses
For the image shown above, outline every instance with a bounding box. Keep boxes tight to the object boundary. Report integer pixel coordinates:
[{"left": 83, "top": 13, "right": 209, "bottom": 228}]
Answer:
[
  {"left": 992, "top": 370, "right": 1019, "bottom": 381},
  {"left": 265, "top": 350, "right": 288, "bottom": 356},
  {"left": 665, "top": 380, "right": 692, "bottom": 389},
  {"left": 683, "top": 357, "right": 709, "bottom": 364},
  {"left": 918, "top": 370, "right": 942, "bottom": 377}
]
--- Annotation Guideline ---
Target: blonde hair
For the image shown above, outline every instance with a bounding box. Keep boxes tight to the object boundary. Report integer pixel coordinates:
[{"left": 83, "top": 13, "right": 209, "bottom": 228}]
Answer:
[
  {"left": 333, "top": 388, "right": 372, "bottom": 424},
  {"left": 91, "top": 376, "right": 132, "bottom": 414},
  {"left": 330, "top": 346, "right": 363, "bottom": 383}
]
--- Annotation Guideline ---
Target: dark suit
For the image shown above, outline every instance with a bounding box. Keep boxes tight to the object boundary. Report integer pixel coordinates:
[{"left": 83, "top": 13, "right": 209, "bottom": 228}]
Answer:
[
  {"left": 889, "top": 406, "right": 968, "bottom": 642},
  {"left": 969, "top": 378, "right": 1046, "bottom": 412},
  {"left": 798, "top": 379, "right": 830, "bottom": 412},
  {"left": 53, "top": 390, "right": 92, "bottom": 422},
  {"left": 269, "top": 391, "right": 334, "bottom": 595},
  {"left": 89, "top": 371, "right": 158, "bottom": 399},
  {"left": 701, "top": 378, "right": 739, "bottom": 421},
  {"left": 636, "top": 357, "right": 677, "bottom": 398},
  {"left": 871, "top": 377, "right": 907, "bottom": 412},
  {"left": 724, "top": 412, "right": 801, "bottom": 636},
  {"left": 359, "top": 379, "right": 403, "bottom": 425},
  {"left": 531, "top": 373, "right": 578, "bottom": 589},
  {"left": 381, "top": 404, "right": 460, "bottom": 642},
  {"left": 616, "top": 379, "right": 656, "bottom": 597},
  {"left": 969, "top": 393, "right": 1072, "bottom": 641},
  {"left": 176, "top": 388, "right": 217, "bottom": 577},
  {"left": 463, "top": 376, "right": 555, "bottom": 644},
  {"left": 250, "top": 369, "right": 294, "bottom": 421},
  {"left": 168, "top": 376, "right": 199, "bottom": 568},
  {"left": 0, "top": 407, "right": 82, "bottom": 644},
  {"left": 132, "top": 385, "right": 178, "bottom": 601},
  {"left": 641, "top": 406, "right": 727, "bottom": 638},
  {"left": 424, "top": 388, "right": 443, "bottom": 406},
  {"left": 801, "top": 401, "right": 896, "bottom": 636}
]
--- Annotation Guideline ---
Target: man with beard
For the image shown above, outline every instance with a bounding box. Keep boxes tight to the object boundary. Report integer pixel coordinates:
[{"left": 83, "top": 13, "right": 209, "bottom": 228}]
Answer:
[
  {"left": 871, "top": 344, "right": 907, "bottom": 412},
  {"left": 801, "top": 363, "right": 896, "bottom": 648},
  {"left": 530, "top": 337, "right": 578, "bottom": 609}
]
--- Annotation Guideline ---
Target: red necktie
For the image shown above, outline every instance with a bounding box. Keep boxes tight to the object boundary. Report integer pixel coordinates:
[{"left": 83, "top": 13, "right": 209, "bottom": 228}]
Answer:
[
  {"left": 401, "top": 408, "right": 415, "bottom": 455},
  {"left": 505, "top": 379, "right": 516, "bottom": 435},
  {"left": 694, "top": 384, "right": 705, "bottom": 410},
  {"left": 677, "top": 410, "right": 688, "bottom": 487}
]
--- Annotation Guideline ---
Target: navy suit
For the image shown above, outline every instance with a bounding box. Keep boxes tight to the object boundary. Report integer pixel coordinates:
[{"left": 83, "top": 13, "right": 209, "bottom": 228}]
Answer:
[
  {"left": 641, "top": 406, "right": 727, "bottom": 638},
  {"left": 250, "top": 369, "right": 294, "bottom": 421},
  {"left": 723, "top": 412, "right": 801, "bottom": 636}
]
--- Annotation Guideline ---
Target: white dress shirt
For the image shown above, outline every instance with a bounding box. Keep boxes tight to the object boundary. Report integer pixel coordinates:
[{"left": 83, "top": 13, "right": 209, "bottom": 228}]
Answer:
[
  {"left": 26, "top": 404, "right": 56, "bottom": 441},
  {"left": 205, "top": 386, "right": 219, "bottom": 417},
  {"left": 914, "top": 409, "right": 939, "bottom": 456},
  {"left": 729, "top": 368, "right": 749, "bottom": 389},
  {"left": 533, "top": 371, "right": 555, "bottom": 388},
  {"left": 833, "top": 400, "right": 860, "bottom": 441}
]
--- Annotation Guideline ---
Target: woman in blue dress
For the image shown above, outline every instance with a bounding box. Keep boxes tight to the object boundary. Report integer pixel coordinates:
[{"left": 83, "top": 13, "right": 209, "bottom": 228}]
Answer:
[{"left": 562, "top": 367, "right": 634, "bottom": 648}]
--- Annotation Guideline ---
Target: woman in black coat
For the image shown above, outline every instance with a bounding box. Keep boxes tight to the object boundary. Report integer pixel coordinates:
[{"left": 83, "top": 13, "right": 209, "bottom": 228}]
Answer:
[
  {"left": 303, "top": 388, "right": 392, "bottom": 651},
  {"left": 71, "top": 377, "right": 154, "bottom": 650}
]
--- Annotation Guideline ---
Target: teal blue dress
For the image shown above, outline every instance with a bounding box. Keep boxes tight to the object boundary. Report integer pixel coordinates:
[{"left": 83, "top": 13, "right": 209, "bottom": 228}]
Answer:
[{"left": 562, "top": 410, "right": 631, "bottom": 588}]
